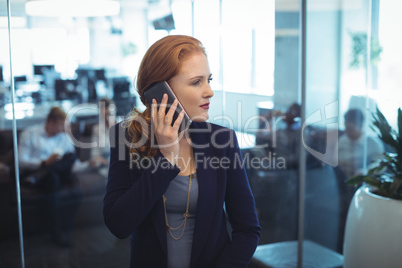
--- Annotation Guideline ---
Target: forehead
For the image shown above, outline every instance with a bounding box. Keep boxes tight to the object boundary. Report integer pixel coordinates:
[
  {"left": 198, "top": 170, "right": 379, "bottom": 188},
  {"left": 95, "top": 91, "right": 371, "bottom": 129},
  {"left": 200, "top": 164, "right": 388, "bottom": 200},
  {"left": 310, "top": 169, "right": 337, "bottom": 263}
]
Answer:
[{"left": 177, "top": 52, "right": 210, "bottom": 77}]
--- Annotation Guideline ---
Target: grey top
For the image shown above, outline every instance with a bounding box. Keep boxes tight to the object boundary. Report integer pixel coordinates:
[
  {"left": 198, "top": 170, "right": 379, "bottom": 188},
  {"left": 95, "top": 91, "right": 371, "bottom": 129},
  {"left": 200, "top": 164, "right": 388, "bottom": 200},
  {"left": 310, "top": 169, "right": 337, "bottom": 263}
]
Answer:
[{"left": 164, "top": 173, "right": 199, "bottom": 268}]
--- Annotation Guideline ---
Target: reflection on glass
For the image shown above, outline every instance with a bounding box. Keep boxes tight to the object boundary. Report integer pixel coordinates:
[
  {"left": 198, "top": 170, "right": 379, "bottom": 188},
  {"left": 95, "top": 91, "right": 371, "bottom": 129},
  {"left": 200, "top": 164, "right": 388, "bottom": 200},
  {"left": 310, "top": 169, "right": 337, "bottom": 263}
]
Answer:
[
  {"left": 1, "top": 0, "right": 400, "bottom": 266},
  {"left": 302, "top": 0, "right": 401, "bottom": 267}
]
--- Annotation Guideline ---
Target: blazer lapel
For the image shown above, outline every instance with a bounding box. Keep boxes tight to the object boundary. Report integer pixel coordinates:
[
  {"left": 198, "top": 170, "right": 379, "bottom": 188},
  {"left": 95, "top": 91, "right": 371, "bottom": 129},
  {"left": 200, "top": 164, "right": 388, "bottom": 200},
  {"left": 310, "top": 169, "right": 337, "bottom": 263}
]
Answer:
[{"left": 190, "top": 122, "right": 217, "bottom": 265}]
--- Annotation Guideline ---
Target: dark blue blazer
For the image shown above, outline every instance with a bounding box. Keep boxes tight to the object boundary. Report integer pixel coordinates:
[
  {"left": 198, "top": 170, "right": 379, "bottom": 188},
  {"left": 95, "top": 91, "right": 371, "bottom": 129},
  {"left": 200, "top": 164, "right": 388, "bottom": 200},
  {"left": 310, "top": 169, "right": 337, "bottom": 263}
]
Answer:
[{"left": 104, "top": 121, "right": 261, "bottom": 268}]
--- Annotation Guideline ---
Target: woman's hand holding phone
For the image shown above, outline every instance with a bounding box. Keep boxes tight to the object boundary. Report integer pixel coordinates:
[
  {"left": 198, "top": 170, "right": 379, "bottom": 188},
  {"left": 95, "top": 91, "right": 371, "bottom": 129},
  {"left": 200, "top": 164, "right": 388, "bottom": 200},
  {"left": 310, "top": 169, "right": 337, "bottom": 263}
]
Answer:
[{"left": 151, "top": 93, "right": 185, "bottom": 166}]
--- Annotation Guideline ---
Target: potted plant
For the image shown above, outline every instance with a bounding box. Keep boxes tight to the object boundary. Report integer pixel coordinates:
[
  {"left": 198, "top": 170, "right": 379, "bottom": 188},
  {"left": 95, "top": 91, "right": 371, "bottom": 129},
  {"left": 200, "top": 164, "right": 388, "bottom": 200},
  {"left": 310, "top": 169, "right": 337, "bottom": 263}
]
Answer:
[{"left": 343, "top": 107, "right": 402, "bottom": 268}]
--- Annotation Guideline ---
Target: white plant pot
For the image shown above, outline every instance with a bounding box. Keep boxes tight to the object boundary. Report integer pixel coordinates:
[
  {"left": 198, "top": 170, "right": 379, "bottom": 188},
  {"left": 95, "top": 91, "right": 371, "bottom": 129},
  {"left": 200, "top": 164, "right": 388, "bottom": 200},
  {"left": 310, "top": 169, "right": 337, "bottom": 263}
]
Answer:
[{"left": 343, "top": 185, "right": 402, "bottom": 268}]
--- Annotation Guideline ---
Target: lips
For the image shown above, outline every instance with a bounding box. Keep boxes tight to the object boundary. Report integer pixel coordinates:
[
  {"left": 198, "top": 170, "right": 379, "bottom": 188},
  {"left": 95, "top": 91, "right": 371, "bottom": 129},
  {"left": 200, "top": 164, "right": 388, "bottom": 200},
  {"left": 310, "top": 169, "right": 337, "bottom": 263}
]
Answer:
[{"left": 200, "top": 103, "right": 210, "bottom": 109}]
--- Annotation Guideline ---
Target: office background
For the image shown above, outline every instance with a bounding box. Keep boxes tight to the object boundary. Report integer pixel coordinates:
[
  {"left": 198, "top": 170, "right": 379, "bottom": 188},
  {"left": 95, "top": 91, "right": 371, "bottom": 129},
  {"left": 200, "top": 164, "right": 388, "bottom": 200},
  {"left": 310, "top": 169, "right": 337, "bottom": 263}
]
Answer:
[{"left": 1, "top": 0, "right": 401, "bottom": 267}]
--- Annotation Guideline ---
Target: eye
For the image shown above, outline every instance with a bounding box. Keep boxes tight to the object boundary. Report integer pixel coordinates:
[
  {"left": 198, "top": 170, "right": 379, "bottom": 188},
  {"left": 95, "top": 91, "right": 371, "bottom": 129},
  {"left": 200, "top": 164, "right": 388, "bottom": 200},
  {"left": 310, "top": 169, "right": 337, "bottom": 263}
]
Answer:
[
  {"left": 192, "top": 79, "right": 201, "bottom": 86},
  {"left": 208, "top": 77, "right": 213, "bottom": 84}
]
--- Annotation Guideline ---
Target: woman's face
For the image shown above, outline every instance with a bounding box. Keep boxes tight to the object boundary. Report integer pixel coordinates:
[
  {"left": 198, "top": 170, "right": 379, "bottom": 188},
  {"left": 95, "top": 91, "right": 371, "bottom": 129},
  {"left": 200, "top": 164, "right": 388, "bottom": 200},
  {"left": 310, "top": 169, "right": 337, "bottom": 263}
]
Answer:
[{"left": 169, "top": 52, "right": 214, "bottom": 122}]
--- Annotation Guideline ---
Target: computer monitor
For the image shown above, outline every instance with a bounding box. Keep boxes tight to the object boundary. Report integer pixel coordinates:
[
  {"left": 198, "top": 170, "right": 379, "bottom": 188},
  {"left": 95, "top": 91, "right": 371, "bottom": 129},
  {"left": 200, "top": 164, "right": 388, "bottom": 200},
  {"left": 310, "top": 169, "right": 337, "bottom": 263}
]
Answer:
[
  {"left": 112, "top": 77, "right": 131, "bottom": 99},
  {"left": 76, "top": 68, "right": 92, "bottom": 78},
  {"left": 33, "top": 65, "right": 55, "bottom": 76},
  {"left": 113, "top": 97, "right": 136, "bottom": 117},
  {"left": 14, "top": 75, "right": 27, "bottom": 85},
  {"left": 111, "top": 77, "right": 135, "bottom": 116},
  {"left": 75, "top": 68, "right": 98, "bottom": 103},
  {"left": 95, "top": 69, "right": 106, "bottom": 81},
  {"left": 55, "top": 79, "right": 78, "bottom": 101}
]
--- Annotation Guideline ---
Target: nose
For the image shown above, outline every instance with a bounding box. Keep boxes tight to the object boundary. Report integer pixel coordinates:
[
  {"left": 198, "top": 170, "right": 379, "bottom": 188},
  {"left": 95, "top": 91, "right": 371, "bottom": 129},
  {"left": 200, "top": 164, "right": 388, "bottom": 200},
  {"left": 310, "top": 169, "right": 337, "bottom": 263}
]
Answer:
[{"left": 203, "top": 83, "right": 214, "bottom": 99}]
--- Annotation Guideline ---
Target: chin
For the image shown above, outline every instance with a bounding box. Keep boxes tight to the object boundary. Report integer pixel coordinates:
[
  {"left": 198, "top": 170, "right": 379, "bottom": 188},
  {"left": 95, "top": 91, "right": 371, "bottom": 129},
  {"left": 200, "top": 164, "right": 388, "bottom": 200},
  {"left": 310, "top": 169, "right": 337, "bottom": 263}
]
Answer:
[{"left": 191, "top": 114, "right": 209, "bottom": 122}]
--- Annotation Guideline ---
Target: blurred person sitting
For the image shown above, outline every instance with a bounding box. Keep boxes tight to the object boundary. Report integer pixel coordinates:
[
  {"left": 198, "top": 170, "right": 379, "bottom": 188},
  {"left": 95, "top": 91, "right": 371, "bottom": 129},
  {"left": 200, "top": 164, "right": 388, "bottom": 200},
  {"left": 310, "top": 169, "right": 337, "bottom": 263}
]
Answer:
[
  {"left": 336, "top": 109, "right": 384, "bottom": 243},
  {"left": 274, "top": 103, "right": 303, "bottom": 169},
  {"left": 258, "top": 103, "right": 303, "bottom": 169},
  {"left": 88, "top": 97, "right": 116, "bottom": 177},
  {"left": 18, "top": 106, "right": 82, "bottom": 247},
  {"left": 338, "top": 108, "right": 384, "bottom": 179}
]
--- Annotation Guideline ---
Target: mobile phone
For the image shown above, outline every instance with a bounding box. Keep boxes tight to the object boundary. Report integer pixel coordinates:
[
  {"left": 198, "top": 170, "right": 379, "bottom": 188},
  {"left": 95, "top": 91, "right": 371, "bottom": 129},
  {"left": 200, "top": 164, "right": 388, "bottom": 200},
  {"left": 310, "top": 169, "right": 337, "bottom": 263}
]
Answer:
[{"left": 144, "top": 81, "right": 191, "bottom": 132}]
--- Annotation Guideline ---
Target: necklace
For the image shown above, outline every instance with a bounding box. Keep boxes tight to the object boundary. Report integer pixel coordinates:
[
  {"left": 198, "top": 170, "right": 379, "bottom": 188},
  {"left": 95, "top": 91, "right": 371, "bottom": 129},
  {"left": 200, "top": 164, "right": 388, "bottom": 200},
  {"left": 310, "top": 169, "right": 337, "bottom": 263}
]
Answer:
[{"left": 163, "top": 159, "right": 195, "bottom": 240}]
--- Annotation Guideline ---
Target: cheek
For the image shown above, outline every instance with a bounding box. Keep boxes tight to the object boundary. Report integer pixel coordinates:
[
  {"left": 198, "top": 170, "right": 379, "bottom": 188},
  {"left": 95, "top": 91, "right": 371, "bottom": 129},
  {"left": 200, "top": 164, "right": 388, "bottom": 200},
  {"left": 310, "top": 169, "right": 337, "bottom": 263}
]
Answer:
[
  {"left": 183, "top": 95, "right": 200, "bottom": 113},
  {"left": 178, "top": 91, "right": 194, "bottom": 107}
]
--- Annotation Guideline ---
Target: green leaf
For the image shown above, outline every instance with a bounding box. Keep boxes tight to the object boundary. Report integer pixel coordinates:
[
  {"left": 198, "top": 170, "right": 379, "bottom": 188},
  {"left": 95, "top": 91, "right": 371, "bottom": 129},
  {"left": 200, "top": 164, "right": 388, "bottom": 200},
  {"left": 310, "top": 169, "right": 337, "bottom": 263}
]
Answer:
[
  {"left": 347, "top": 107, "right": 402, "bottom": 199},
  {"left": 346, "top": 175, "right": 364, "bottom": 186}
]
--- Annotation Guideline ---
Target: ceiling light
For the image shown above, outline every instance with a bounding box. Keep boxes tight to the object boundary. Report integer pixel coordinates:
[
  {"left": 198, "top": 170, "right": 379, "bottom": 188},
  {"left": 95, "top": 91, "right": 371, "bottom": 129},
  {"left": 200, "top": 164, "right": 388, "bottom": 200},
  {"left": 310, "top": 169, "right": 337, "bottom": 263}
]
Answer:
[{"left": 25, "top": 0, "right": 120, "bottom": 17}]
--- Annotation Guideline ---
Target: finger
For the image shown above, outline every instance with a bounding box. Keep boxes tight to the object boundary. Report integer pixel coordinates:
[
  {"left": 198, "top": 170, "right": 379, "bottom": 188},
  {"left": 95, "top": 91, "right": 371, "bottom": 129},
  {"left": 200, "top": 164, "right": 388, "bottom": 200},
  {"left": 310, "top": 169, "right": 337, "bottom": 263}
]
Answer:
[
  {"left": 151, "top": 99, "right": 158, "bottom": 129},
  {"left": 165, "top": 99, "right": 178, "bottom": 126},
  {"left": 172, "top": 110, "right": 185, "bottom": 131},
  {"left": 157, "top": 94, "right": 168, "bottom": 126}
]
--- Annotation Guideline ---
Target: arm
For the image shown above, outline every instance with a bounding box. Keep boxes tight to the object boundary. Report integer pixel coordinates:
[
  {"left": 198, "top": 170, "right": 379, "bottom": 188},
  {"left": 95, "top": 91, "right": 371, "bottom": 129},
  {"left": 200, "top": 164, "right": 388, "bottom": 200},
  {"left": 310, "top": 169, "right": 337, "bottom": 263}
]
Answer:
[
  {"left": 103, "top": 124, "right": 180, "bottom": 239},
  {"left": 215, "top": 130, "right": 261, "bottom": 268}
]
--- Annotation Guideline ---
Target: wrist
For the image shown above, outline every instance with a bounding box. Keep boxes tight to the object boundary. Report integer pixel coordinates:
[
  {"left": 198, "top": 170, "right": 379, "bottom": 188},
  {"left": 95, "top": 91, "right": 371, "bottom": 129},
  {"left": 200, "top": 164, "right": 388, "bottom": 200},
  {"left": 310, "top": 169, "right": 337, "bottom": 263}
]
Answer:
[{"left": 160, "top": 150, "right": 177, "bottom": 166}]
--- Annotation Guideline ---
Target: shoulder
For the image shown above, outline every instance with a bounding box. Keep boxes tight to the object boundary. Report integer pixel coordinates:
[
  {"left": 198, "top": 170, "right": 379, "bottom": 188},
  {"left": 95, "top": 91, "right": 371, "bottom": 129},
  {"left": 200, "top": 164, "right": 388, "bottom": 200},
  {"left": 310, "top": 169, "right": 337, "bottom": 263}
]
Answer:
[
  {"left": 28, "top": 123, "right": 43, "bottom": 132},
  {"left": 191, "top": 121, "right": 233, "bottom": 134},
  {"left": 367, "top": 135, "right": 384, "bottom": 149},
  {"left": 190, "top": 121, "right": 238, "bottom": 151},
  {"left": 21, "top": 124, "right": 43, "bottom": 137},
  {"left": 191, "top": 121, "right": 235, "bottom": 140}
]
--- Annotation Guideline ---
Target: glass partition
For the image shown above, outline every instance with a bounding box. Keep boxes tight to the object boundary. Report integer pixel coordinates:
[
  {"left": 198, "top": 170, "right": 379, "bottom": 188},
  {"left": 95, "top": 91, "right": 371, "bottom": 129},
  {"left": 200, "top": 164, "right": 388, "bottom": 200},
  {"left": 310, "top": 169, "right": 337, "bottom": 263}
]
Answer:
[
  {"left": 3, "top": 0, "right": 400, "bottom": 267},
  {"left": 0, "top": 0, "right": 26, "bottom": 267},
  {"left": 302, "top": 0, "right": 401, "bottom": 266},
  {"left": 1, "top": 0, "right": 136, "bottom": 266},
  {"left": 301, "top": 1, "right": 348, "bottom": 266},
  {"left": 0, "top": 0, "right": 297, "bottom": 266}
]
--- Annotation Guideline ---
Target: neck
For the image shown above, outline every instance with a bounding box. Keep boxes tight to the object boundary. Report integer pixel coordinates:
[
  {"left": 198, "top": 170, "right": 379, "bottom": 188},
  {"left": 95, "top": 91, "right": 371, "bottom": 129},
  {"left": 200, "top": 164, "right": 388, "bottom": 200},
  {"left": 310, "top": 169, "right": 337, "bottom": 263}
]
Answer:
[
  {"left": 179, "top": 129, "right": 191, "bottom": 144},
  {"left": 177, "top": 134, "right": 195, "bottom": 176}
]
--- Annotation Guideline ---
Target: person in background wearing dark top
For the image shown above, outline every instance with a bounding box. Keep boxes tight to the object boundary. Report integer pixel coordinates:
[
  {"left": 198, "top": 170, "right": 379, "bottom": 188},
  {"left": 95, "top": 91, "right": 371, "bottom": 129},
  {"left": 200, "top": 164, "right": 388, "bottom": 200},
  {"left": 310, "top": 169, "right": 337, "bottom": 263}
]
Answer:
[
  {"left": 89, "top": 97, "right": 116, "bottom": 177},
  {"left": 337, "top": 108, "right": 384, "bottom": 208},
  {"left": 338, "top": 108, "right": 384, "bottom": 179},
  {"left": 256, "top": 103, "right": 304, "bottom": 169},
  {"left": 104, "top": 35, "right": 261, "bottom": 268},
  {"left": 19, "top": 107, "right": 82, "bottom": 247},
  {"left": 335, "top": 109, "right": 384, "bottom": 250},
  {"left": 275, "top": 103, "right": 303, "bottom": 168}
]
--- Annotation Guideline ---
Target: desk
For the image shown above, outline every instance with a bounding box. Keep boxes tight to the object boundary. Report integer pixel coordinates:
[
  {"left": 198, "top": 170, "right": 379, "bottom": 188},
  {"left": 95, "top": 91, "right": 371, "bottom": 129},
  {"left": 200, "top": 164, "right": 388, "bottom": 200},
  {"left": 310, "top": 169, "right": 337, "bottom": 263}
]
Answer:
[{"left": 0, "top": 101, "right": 98, "bottom": 130}]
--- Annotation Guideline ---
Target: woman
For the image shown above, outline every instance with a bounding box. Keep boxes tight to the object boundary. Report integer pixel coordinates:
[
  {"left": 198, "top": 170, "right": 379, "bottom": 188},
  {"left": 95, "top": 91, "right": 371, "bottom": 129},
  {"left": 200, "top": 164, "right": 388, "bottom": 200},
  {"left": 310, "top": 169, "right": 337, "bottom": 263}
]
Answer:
[{"left": 104, "top": 35, "right": 260, "bottom": 268}]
